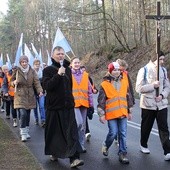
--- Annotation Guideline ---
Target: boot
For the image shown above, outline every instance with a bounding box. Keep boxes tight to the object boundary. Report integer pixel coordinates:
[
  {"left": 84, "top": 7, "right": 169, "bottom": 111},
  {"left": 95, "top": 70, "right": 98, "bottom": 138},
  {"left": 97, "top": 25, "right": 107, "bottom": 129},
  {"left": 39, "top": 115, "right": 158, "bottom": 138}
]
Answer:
[
  {"left": 26, "top": 126, "right": 31, "bottom": 139},
  {"left": 20, "top": 128, "right": 27, "bottom": 142}
]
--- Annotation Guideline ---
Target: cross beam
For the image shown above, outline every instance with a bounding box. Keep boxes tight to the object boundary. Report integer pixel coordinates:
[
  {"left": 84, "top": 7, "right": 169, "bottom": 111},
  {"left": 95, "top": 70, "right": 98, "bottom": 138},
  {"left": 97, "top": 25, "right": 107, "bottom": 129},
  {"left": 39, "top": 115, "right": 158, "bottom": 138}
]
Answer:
[{"left": 146, "top": 1, "right": 170, "bottom": 96}]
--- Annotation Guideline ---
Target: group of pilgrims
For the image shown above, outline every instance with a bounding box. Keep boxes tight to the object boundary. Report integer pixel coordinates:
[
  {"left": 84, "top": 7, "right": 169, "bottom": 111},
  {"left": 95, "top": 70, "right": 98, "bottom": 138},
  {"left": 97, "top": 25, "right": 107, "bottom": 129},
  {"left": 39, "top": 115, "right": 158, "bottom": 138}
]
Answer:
[{"left": 0, "top": 46, "right": 170, "bottom": 168}]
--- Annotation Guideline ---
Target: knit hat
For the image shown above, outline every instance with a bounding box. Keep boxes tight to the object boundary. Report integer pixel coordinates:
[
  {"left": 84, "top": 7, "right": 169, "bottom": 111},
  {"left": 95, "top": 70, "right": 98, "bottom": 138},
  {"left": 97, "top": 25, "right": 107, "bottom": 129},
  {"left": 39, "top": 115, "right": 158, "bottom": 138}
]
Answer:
[
  {"left": 159, "top": 51, "right": 165, "bottom": 57},
  {"left": 19, "top": 55, "right": 29, "bottom": 63},
  {"left": 108, "top": 62, "right": 120, "bottom": 73}
]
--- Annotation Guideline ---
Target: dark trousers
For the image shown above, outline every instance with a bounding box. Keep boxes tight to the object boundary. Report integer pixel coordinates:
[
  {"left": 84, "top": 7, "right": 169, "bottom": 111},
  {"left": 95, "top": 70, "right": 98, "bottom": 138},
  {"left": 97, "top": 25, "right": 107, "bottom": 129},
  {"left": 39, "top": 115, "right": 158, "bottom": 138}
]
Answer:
[
  {"left": 141, "top": 108, "right": 170, "bottom": 155},
  {"left": 5, "top": 100, "right": 17, "bottom": 119}
]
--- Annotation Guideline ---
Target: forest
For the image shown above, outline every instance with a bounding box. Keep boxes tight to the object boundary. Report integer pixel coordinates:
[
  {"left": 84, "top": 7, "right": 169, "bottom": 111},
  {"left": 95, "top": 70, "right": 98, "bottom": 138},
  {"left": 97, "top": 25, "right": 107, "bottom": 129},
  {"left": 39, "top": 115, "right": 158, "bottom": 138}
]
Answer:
[{"left": 0, "top": 0, "right": 170, "bottom": 64}]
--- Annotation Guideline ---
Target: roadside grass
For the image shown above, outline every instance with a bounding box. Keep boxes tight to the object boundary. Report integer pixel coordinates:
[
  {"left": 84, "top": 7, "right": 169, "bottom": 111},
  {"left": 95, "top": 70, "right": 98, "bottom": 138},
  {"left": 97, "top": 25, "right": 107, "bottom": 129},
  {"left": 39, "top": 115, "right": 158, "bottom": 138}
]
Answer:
[{"left": 0, "top": 118, "right": 43, "bottom": 170}]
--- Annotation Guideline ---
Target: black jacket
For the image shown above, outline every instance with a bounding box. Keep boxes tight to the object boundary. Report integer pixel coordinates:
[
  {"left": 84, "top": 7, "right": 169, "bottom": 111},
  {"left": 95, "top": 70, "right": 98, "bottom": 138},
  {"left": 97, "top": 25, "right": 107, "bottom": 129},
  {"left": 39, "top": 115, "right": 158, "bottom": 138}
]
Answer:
[{"left": 42, "top": 58, "right": 75, "bottom": 110}]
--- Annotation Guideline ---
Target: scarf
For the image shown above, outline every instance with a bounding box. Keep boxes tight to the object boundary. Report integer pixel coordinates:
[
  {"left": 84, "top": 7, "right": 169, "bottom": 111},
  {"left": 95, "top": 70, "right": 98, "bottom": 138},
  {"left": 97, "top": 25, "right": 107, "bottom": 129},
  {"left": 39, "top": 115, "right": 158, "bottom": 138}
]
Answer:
[{"left": 18, "top": 63, "right": 30, "bottom": 80}]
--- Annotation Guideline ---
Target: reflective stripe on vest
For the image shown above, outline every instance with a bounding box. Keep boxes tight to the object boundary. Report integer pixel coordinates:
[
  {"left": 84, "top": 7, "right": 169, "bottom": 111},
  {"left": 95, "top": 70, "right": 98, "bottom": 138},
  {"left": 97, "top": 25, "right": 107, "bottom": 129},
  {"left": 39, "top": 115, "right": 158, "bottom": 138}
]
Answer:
[
  {"left": 101, "top": 73, "right": 128, "bottom": 120},
  {"left": 7, "top": 74, "right": 15, "bottom": 96},
  {"left": 72, "top": 71, "right": 89, "bottom": 108}
]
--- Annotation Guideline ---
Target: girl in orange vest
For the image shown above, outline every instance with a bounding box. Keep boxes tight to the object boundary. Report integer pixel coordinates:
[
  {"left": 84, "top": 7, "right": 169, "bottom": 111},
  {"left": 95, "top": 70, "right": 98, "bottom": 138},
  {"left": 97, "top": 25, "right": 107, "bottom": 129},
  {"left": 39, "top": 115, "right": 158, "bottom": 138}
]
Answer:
[
  {"left": 71, "top": 57, "right": 94, "bottom": 152},
  {"left": 97, "top": 62, "right": 133, "bottom": 164}
]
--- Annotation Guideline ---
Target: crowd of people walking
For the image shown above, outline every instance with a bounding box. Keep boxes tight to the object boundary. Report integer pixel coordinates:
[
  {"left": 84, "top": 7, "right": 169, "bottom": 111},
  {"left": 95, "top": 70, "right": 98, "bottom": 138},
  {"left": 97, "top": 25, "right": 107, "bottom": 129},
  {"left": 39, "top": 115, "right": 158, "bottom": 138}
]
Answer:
[{"left": 0, "top": 46, "right": 170, "bottom": 168}]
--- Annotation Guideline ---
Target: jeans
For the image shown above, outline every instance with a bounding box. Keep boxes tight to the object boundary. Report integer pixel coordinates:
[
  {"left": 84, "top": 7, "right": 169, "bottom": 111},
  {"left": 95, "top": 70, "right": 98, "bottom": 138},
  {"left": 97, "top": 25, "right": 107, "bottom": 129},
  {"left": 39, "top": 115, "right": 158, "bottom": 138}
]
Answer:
[
  {"left": 141, "top": 108, "right": 170, "bottom": 155},
  {"left": 18, "top": 108, "right": 31, "bottom": 128},
  {"left": 34, "top": 95, "right": 45, "bottom": 122},
  {"left": 105, "top": 117, "right": 127, "bottom": 154},
  {"left": 74, "top": 107, "right": 87, "bottom": 148}
]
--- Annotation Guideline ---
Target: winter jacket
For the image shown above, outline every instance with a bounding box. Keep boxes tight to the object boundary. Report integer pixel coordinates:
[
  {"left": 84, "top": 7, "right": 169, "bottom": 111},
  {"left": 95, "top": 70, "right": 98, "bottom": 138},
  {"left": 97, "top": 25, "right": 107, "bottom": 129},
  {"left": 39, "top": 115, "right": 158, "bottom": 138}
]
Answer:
[
  {"left": 42, "top": 58, "right": 75, "bottom": 110},
  {"left": 97, "top": 72, "right": 133, "bottom": 117},
  {"left": 10, "top": 66, "right": 43, "bottom": 109},
  {"left": 101, "top": 75, "right": 128, "bottom": 120},
  {"left": 135, "top": 60, "right": 170, "bottom": 110}
]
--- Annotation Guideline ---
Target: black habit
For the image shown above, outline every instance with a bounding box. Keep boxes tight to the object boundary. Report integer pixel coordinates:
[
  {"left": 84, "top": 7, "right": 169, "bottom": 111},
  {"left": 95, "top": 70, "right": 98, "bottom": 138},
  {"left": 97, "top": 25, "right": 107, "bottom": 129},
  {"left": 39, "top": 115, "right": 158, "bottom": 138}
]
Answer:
[{"left": 42, "top": 58, "right": 82, "bottom": 158}]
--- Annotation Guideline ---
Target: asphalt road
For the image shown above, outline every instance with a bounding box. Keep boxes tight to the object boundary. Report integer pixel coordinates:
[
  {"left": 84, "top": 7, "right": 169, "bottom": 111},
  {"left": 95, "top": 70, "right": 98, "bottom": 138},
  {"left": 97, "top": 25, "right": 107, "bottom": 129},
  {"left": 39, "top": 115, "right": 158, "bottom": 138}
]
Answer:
[{"left": 1, "top": 96, "right": 170, "bottom": 170}]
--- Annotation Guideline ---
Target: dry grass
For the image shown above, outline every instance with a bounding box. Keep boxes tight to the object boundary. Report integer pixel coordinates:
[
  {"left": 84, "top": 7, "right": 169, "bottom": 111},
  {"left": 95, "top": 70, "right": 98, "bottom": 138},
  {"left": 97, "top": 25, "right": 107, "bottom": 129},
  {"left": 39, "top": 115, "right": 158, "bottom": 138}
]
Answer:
[{"left": 0, "top": 118, "right": 43, "bottom": 170}]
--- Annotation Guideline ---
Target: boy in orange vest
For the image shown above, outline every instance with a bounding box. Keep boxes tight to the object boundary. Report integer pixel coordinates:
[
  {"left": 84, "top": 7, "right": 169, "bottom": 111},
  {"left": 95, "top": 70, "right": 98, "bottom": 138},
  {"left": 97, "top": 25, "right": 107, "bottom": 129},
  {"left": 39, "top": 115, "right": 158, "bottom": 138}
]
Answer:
[{"left": 97, "top": 62, "right": 133, "bottom": 164}]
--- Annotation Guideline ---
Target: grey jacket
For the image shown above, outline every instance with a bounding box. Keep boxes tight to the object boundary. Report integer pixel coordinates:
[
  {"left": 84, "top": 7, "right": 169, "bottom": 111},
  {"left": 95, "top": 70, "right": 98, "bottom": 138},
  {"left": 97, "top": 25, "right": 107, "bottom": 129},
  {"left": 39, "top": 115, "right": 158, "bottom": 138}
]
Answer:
[{"left": 135, "top": 60, "right": 170, "bottom": 110}]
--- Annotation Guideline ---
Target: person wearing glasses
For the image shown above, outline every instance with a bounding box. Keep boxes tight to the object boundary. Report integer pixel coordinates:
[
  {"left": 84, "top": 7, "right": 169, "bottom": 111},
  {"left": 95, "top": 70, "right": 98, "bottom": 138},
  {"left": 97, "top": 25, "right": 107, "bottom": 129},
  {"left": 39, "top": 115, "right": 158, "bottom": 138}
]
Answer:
[
  {"left": 97, "top": 62, "right": 133, "bottom": 164},
  {"left": 135, "top": 51, "right": 170, "bottom": 161},
  {"left": 42, "top": 46, "right": 84, "bottom": 168}
]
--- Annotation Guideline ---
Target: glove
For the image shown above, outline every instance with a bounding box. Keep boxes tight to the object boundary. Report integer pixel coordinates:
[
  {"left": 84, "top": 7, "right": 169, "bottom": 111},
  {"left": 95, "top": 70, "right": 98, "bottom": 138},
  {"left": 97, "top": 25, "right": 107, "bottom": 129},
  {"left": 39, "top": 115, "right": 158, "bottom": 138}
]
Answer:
[{"left": 87, "top": 107, "right": 94, "bottom": 120}]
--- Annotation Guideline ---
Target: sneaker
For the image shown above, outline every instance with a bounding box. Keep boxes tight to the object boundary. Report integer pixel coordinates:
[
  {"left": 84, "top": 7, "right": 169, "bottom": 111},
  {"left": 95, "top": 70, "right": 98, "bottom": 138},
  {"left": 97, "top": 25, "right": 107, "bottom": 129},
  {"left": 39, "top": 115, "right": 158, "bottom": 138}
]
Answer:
[
  {"left": 70, "top": 159, "right": 84, "bottom": 168},
  {"left": 13, "top": 119, "right": 17, "bottom": 127},
  {"left": 1, "top": 109, "right": 5, "bottom": 112},
  {"left": 6, "top": 115, "right": 10, "bottom": 119},
  {"left": 50, "top": 155, "right": 58, "bottom": 161},
  {"left": 119, "top": 153, "right": 129, "bottom": 164},
  {"left": 35, "top": 120, "right": 39, "bottom": 125},
  {"left": 85, "top": 133, "right": 91, "bottom": 142},
  {"left": 140, "top": 145, "right": 150, "bottom": 154},
  {"left": 164, "top": 153, "right": 170, "bottom": 161},
  {"left": 114, "top": 139, "right": 119, "bottom": 146},
  {"left": 102, "top": 142, "right": 108, "bottom": 156}
]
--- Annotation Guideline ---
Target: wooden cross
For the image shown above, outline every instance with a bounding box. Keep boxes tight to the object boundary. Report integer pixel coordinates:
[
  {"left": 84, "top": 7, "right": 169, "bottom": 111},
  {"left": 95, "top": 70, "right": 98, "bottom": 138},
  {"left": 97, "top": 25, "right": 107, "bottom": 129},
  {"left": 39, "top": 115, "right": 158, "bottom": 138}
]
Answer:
[{"left": 146, "top": 1, "right": 170, "bottom": 96}]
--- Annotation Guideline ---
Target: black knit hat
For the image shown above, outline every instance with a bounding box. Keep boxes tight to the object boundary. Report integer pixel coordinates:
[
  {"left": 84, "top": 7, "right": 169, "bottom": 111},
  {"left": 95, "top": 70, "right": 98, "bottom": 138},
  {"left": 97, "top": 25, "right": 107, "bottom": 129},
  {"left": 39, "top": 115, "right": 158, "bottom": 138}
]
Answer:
[{"left": 159, "top": 51, "right": 165, "bottom": 57}]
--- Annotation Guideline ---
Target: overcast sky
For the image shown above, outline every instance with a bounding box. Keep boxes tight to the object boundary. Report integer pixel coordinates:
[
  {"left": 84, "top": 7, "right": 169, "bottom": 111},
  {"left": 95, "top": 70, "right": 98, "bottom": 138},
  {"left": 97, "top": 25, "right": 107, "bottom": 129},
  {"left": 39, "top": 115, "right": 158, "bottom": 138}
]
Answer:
[{"left": 0, "top": 0, "right": 8, "bottom": 15}]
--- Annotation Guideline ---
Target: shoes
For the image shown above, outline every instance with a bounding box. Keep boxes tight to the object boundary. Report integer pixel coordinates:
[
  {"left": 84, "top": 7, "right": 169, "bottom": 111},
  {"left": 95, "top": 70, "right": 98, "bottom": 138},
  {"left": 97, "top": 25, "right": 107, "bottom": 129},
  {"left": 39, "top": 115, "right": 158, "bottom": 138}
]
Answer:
[
  {"left": 102, "top": 142, "right": 108, "bottom": 156},
  {"left": 35, "top": 120, "right": 39, "bottom": 125},
  {"left": 119, "top": 153, "right": 129, "bottom": 164},
  {"left": 70, "top": 159, "right": 84, "bottom": 168},
  {"left": 41, "top": 121, "right": 46, "bottom": 128},
  {"left": 6, "top": 115, "right": 10, "bottom": 119},
  {"left": 164, "top": 153, "right": 170, "bottom": 161},
  {"left": 50, "top": 155, "right": 58, "bottom": 161},
  {"left": 114, "top": 139, "right": 119, "bottom": 146},
  {"left": 140, "top": 145, "right": 150, "bottom": 154},
  {"left": 85, "top": 133, "right": 91, "bottom": 142},
  {"left": 1, "top": 108, "right": 5, "bottom": 112},
  {"left": 13, "top": 119, "right": 17, "bottom": 127}
]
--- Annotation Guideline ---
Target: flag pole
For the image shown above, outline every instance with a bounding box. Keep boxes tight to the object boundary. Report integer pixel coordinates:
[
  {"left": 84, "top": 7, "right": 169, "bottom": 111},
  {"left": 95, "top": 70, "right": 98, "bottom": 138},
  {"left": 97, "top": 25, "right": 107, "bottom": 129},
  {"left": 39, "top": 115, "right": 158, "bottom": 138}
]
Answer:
[
  {"left": 70, "top": 49, "right": 76, "bottom": 57},
  {"left": 65, "top": 53, "right": 71, "bottom": 61},
  {"left": 14, "top": 70, "right": 18, "bottom": 93}
]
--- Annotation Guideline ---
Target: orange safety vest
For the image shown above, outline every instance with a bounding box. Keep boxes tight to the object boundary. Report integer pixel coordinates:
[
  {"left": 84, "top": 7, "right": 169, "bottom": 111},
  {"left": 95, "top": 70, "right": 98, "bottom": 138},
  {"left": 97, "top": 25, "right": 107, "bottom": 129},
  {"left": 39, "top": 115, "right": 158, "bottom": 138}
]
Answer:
[
  {"left": 72, "top": 72, "right": 89, "bottom": 108},
  {"left": 0, "top": 77, "right": 3, "bottom": 88},
  {"left": 101, "top": 73, "right": 129, "bottom": 120},
  {"left": 6, "top": 74, "right": 15, "bottom": 97}
]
